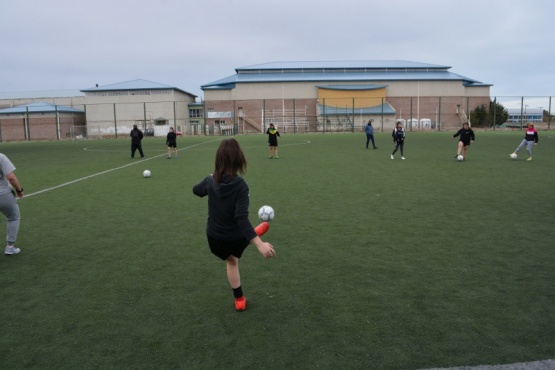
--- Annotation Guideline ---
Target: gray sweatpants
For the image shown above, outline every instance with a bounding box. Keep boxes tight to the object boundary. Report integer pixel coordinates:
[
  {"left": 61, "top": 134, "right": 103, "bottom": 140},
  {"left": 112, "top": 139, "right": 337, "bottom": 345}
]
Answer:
[
  {"left": 0, "top": 191, "right": 20, "bottom": 245},
  {"left": 515, "top": 139, "right": 534, "bottom": 156}
]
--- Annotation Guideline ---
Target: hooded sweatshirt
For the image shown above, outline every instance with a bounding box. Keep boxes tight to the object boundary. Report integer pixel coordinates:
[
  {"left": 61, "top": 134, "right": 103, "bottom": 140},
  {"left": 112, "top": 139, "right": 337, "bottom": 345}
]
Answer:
[
  {"left": 193, "top": 173, "right": 256, "bottom": 241},
  {"left": 524, "top": 128, "right": 538, "bottom": 143}
]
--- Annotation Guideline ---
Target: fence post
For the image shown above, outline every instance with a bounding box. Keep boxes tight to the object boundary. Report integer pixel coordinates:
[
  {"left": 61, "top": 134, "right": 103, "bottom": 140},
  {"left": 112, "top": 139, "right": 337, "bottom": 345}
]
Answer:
[
  {"left": 293, "top": 99, "right": 297, "bottom": 134},
  {"left": 438, "top": 97, "right": 441, "bottom": 131},
  {"left": 548, "top": 96, "right": 552, "bottom": 130},
  {"left": 113, "top": 103, "right": 118, "bottom": 139},
  {"left": 381, "top": 97, "right": 385, "bottom": 132},
  {"left": 519, "top": 97, "right": 524, "bottom": 129},
  {"left": 25, "top": 107, "right": 30, "bottom": 141},
  {"left": 351, "top": 98, "right": 355, "bottom": 132},
  {"left": 55, "top": 105, "right": 60, "bottom": 140},
  {"left": 410, "top": 97, "right": 413, "bottom": 131}
]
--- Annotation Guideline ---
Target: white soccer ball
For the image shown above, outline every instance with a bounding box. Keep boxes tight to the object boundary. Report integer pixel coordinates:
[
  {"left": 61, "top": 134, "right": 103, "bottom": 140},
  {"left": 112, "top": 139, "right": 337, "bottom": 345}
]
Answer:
[
  {"left": 258, "top": 205, "right": 275, "bottom": 221},
  {"left": 457, "top": 155, "right": 464, "bottom": 161},
  {"left": 143, "top": 170, "right": 151, "bottom": 178},
  {"left": 510, "top": 153, "right": 517, "bottom": 159}
]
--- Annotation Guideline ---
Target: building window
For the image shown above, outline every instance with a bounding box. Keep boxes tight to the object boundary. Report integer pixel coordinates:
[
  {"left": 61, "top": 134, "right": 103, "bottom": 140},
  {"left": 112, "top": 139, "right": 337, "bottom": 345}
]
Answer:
[{"left": 189, "top": 108, "right": 202, "bottom": 118}]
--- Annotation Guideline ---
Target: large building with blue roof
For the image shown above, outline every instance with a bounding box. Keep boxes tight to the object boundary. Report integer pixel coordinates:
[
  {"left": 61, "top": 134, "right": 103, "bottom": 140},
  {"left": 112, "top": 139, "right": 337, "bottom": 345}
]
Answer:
[{"left": 201, "top": 60, "right": 491, "bottom": 133}]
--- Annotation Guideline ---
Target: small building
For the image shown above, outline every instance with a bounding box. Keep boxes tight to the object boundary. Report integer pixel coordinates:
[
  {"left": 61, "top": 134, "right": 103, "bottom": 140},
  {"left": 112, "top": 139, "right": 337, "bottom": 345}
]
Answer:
[
  {"left": 507, "top": 108, "right": 543, "bottom": 124},
  {"left": 0, "top": 102, "right": 85, "bottom": 141},
  {"left": 80, "top": 79, "right": 197, "bottom": 137}
]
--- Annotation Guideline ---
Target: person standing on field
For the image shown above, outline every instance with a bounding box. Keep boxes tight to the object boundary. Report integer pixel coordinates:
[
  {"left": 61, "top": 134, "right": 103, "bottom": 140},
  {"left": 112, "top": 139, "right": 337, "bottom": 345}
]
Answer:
[
  {"left": 130, "top": 124, "right": 145, "bottom": 158},
  {"left": 266, "top": 123, "right": 281, "bottom": 158},
  {"left": 193, "top": 139, "right": 276, "bottom": 312},
  {"left": 452, "top": 123, "right": 475, "bottom": 160},
  {"left": 390, "top": 121, "right": 406, "bottom": 160},
  {"left": 365, "top": 120, "right": 378, "bottom": 149},
  {"left": 0, "top": 153, "right": 24, "bottom": 255},
  {"left": 166, "top": 127, "right": 178, "bottom": 159},
  {"left": 511, "top": 122, "right": 538, "bottom": 161}
]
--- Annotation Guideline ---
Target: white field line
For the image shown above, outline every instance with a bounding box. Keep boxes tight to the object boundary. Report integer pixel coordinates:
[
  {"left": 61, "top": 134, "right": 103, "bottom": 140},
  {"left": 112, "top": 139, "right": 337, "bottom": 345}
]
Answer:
[
  {"left": 22, "top": 139, "right": 221, "bottom": 199},
  {"left": 421, "top": 359, "right": 555, "bottom": 370},
  {"left": 22, "top": 138, "right": 312, "bottom": 198}
]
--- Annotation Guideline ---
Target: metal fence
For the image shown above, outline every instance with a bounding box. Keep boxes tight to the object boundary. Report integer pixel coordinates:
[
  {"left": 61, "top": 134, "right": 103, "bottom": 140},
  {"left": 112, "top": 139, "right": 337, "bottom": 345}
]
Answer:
[{"left": 1, "top": 96, "right": 553, "bottom": 141}]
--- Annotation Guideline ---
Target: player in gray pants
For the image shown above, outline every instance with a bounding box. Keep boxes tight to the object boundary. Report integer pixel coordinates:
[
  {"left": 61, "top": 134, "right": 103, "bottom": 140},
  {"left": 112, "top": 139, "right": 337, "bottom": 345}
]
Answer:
[{"left": 0, "top": 153, "right": 24, "bottom": 255}]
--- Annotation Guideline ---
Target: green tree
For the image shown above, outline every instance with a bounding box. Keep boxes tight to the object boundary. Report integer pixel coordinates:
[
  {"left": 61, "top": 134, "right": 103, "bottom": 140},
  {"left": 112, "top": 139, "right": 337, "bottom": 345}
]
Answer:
[
  {"left": 470, "top": 104, "right": 488, "bottom": 127},
  {"left": 470, "top": 100, "right": 508, "bottom": 127}
]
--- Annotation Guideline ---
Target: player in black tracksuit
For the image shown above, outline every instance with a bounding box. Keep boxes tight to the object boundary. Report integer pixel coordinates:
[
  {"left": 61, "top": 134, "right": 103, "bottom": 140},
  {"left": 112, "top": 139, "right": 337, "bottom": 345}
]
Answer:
[
  {"left": 391, "top": 122, "right": 406, "bottom": 159},
  {"left": 193, "top": 138, "right": 275, "bottom": 312},
  {"left": 130, "top": 125, "right": 144, "bottom": 158},
  {"left": 166, "top": 127, "right": 177, "bottom": 159},
  {"left": 452, "top": 123, "right": 475, "bottom": 160}
]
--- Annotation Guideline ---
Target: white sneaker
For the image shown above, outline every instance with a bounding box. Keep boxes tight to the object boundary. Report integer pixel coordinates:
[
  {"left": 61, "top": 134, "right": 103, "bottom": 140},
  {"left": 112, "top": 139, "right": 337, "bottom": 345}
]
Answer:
[
  {"left": 5, "top": 246, "right": 20, "bottom": 255},
  {"left": 401, "top": 156, "right": 406, "bottom": 160},
  {"left": 390, "top": 155, "right": 394, "bottom": 160}
]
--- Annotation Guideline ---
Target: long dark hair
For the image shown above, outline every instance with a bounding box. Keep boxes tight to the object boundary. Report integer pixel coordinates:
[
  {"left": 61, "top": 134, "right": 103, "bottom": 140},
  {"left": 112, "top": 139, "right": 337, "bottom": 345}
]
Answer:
[{"left": 213, "top": 139, "right": 247, "bottom": 184}]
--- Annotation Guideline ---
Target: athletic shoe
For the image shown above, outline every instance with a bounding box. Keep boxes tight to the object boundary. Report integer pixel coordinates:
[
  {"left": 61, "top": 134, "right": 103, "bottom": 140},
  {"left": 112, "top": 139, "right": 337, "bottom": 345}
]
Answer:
[
  {"left": 275, "top": 156, "right": 279, "bottom": 159},
  {"left": 4, "top": 246, "right": 20, "bottom": 255},
  {"left": 373, "top": 147, "right": 378, "bottom": 149},
  {"left": 166, "top": 156, "right": 171, "bottom": 159},
  {"left": 235, "top": 296, "right": 247, "bottom": 311},
  {"left": 401, "top": 156, "right": 406, "bottom": 160},
  {"left": 527, "top": 157, "right": 532, "bottom": 161},
  {"left": 268, "top": 156, "right": 273, "bottom": 159},
  {"left": 254, "top": 222, "right": 270, "bottom": 237},
  {"left": 390, "top": 155, "right": 394, "bottom": 160}
]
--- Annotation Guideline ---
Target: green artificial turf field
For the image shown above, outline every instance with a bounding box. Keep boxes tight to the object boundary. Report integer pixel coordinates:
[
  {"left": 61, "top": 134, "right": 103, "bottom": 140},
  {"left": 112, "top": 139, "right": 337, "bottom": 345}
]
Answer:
[{"left": 0, "top": 131, "right": 553, "bottom": 369}]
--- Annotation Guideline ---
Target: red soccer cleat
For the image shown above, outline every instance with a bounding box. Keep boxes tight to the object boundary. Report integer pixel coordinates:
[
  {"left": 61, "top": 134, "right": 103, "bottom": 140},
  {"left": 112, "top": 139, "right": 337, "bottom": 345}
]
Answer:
[
  {"left": 235, "top": 296, "right": 247, "bottom": 312},
  {"left": 254, "top": 222, "right": 270, "bottom": 237}
]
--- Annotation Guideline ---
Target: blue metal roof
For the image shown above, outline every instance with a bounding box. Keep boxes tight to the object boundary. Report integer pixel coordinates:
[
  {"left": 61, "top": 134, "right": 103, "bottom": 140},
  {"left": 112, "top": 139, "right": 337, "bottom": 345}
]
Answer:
[
  {"left": 202, "top": 60, "right": 491, "bottom": 90},
  {"left": 81, "top": 79, "right": 197, "bottom": 97},
  {"left": 0, "top": 102, "right": 84, "bottom": 115},
  {"left": 237, "top": 60, "right": 450, "bottom": 71}
]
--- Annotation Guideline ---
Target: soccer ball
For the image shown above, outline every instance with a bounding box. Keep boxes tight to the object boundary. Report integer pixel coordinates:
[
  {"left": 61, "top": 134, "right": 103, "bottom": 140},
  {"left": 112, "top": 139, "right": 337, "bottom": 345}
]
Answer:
[
  {"left": 258, "top": 205, "right": 275, "bottom": 221},
  {"left": 457, "top": 155, "right": 464, "bottom": 161},
  {"left": 510, "top": 153, "right": 517, "bottom": 159},
  {"left": 143, "top": 170, "right": 151, "bottom": 178}
]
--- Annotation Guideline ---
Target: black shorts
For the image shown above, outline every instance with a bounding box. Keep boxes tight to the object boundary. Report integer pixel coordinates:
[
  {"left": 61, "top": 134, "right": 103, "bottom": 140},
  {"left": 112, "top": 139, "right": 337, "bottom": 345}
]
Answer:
[
  {"left": 167, "top": 141, "right": 177, "bottom": 148},
  {"left": 207, "top": 234, "right": 249, "bottom": 260},
  {"left": 460, "top": 140, "right": 471, "bottom": 146},
  {"left": 269, "top": 139, "right": 278, "bottom": 147}
]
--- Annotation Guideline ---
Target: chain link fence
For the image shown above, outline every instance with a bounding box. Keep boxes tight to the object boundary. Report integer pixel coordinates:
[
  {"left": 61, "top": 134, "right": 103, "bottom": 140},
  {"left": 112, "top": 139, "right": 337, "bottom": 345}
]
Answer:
[{"left": 1, "top": 96, "right": 552, "bottom": 141}]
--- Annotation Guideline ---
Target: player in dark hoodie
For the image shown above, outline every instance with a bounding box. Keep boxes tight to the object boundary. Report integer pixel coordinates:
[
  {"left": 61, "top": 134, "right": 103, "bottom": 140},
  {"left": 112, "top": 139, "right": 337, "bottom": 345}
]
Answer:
[
  {"left": 130, "top": 124, "right": 144, "bottom": 158},
  {"left": 193, "top": 138, "right": 275, "bottom": 312},
  {"left": 452, "top": 123, "right": 475, "bottom": 160}
]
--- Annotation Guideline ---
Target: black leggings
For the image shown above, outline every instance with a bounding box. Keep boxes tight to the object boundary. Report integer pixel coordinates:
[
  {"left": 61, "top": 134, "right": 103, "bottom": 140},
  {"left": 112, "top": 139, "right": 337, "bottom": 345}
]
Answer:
[{"left": 392, "top": 142, "right": 404, "bottom": 156}]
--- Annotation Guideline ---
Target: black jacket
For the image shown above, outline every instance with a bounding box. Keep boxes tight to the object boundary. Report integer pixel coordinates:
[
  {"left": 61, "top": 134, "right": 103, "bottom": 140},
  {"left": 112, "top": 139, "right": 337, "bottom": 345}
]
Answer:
[
  {"left": 130, "top": 128, "right": 143, "bottom": 144},
  {"left": 193, "top": 174, "right": 256, "bottom": 241},
  {"left": 453, "top": 128, "right": 475, "bottom": 142}
]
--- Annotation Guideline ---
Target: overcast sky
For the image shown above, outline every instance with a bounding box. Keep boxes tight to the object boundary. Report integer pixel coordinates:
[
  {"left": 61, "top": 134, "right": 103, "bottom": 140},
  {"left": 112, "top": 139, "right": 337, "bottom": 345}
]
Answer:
[{"left": 1, "top": 0, "right": 554, "bottom": 106}]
